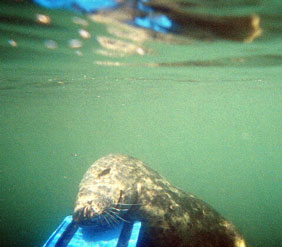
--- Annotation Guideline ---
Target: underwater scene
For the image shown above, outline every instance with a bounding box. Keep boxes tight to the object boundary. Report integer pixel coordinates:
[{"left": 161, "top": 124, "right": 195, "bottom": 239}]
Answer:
[{"left": 0, "top": 0, "right": 281, "bottom": 247}]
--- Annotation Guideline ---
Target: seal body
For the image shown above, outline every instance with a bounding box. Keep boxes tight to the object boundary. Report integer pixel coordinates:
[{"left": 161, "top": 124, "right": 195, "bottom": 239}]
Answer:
[{"left": 73, "top": 154, "right": 246, "bottom": 247}]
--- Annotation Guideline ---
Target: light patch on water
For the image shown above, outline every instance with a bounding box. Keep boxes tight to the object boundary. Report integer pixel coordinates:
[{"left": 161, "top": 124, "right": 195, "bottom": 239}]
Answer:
[
  {"left": 96, "top": 36, "right": 146, "bottom": 56},
  {"left": 8, "top": 39, "right": 17, "bottom": 47},
  {"left": 69, "top": 39, "right": 83, "bottom": 49},
  {"left": 95, "top": 49, "right": 126, "bottom": 57},
  {"left": 95, "top": 61, "right": 127, "bottom": 67},
  {"left": 79, "top": 29, "right": 91, "bottom": 39},
  {"left": 35, "top": 13, "right": 51, "bottom": 25},
  {"left": 44, "top": 39, "right": 58, "bottom": 49},
  {"left": 107, "top": 25, "right": 149, "bottom": 43},
  {"left": 72, "top": 16, "right": 89, "bottom": 26}
]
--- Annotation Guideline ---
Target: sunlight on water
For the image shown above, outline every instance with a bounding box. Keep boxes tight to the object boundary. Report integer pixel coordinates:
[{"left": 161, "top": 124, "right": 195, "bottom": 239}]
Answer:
[{"left": 0, "top": 1, "right": 282, "bottom": 247}]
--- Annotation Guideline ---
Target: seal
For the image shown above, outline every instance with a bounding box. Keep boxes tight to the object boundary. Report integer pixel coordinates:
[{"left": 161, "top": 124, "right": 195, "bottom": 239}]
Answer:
[{"left": 73, "top": 154, "right": 246, "bottom": 247}]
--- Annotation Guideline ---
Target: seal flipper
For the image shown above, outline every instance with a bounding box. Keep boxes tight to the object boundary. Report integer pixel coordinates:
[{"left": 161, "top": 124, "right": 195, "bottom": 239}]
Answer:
[
  {"left": 116, "top": 221, "right": 134, "bottom": 247},
  {"left": 54, "top": 220, "right": 79, "bottom": 247}
]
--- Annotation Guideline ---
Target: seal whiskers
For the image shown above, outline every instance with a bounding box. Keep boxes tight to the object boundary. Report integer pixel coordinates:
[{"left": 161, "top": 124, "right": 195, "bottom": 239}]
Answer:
[
  {"left": 105, "top": 210, "right": 120, "bottom": 225},
  {"left": 102, "top": 213, "right": 112, "bottom": 226},
  {"left": 109, "top": 207, "right": 129, "bottom": 212},
  {"left": 108, "top": 209, "right": 130, "bottom": 223}
]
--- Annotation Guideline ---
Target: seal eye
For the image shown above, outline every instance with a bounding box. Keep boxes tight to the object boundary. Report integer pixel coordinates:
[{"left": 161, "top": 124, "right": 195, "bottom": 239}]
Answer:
[{"left": 98, "top": 168, "right": 111, "bottom": 178}]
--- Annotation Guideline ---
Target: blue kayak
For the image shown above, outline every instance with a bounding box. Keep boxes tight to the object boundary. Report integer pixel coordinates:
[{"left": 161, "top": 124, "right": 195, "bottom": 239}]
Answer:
[{"left": 43, "top": 215, "right": 142, "bottom": 247}]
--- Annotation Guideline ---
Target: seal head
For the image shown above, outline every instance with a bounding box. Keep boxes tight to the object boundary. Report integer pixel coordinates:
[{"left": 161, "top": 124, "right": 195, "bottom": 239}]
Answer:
[{"left": 73, "top": 154, "right": 140, "bottom": 226}]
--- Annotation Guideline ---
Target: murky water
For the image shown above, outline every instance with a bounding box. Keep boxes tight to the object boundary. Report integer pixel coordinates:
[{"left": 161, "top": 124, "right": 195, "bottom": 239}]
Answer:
[{"left": 0, "top": 1, "right": 282, "bottom": 247}]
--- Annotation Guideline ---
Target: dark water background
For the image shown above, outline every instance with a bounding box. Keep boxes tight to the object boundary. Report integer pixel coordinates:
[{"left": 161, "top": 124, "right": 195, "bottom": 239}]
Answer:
[{"left": 0, "top": 0, "right": 282, "bottom": 247}]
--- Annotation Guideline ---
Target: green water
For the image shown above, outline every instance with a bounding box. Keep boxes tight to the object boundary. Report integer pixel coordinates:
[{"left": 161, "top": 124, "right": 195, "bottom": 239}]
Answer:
[{"left": 0, "top": 1, "right": 282, "bottom": 247}]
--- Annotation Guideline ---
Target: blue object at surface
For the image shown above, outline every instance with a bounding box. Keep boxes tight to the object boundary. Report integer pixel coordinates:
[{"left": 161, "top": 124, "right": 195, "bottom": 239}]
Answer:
[
  {"left": 134, "top": 0, "right": 174, "bottom": 33},
  {"left": 33, "top": 0, "right": 175, "bottom": 33},
  {"left": 134, "top": 14, "right": 173, "bottom": 33},
  {"left": 33, "top": 0, "right": 119, "bottom": 12},
  {"left": 43, "top": 216, "right": 142, "bottom": 247}
]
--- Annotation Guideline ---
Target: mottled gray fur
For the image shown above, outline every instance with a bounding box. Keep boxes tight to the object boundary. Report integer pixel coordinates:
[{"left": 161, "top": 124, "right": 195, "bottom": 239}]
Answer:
[{"left": 73, "top": 154, "right": 246, "bottom": 247}]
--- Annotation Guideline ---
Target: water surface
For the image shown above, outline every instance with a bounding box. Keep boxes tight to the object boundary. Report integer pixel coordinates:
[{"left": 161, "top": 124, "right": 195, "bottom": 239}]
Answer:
[{"left": 0, "top": 1, "right": 282, "bottom": 247}]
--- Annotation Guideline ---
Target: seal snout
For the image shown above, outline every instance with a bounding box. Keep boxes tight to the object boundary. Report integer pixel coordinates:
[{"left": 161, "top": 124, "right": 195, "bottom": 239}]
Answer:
[{"left": 73, "top": 199, "right": 103, "bottom": 225}]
